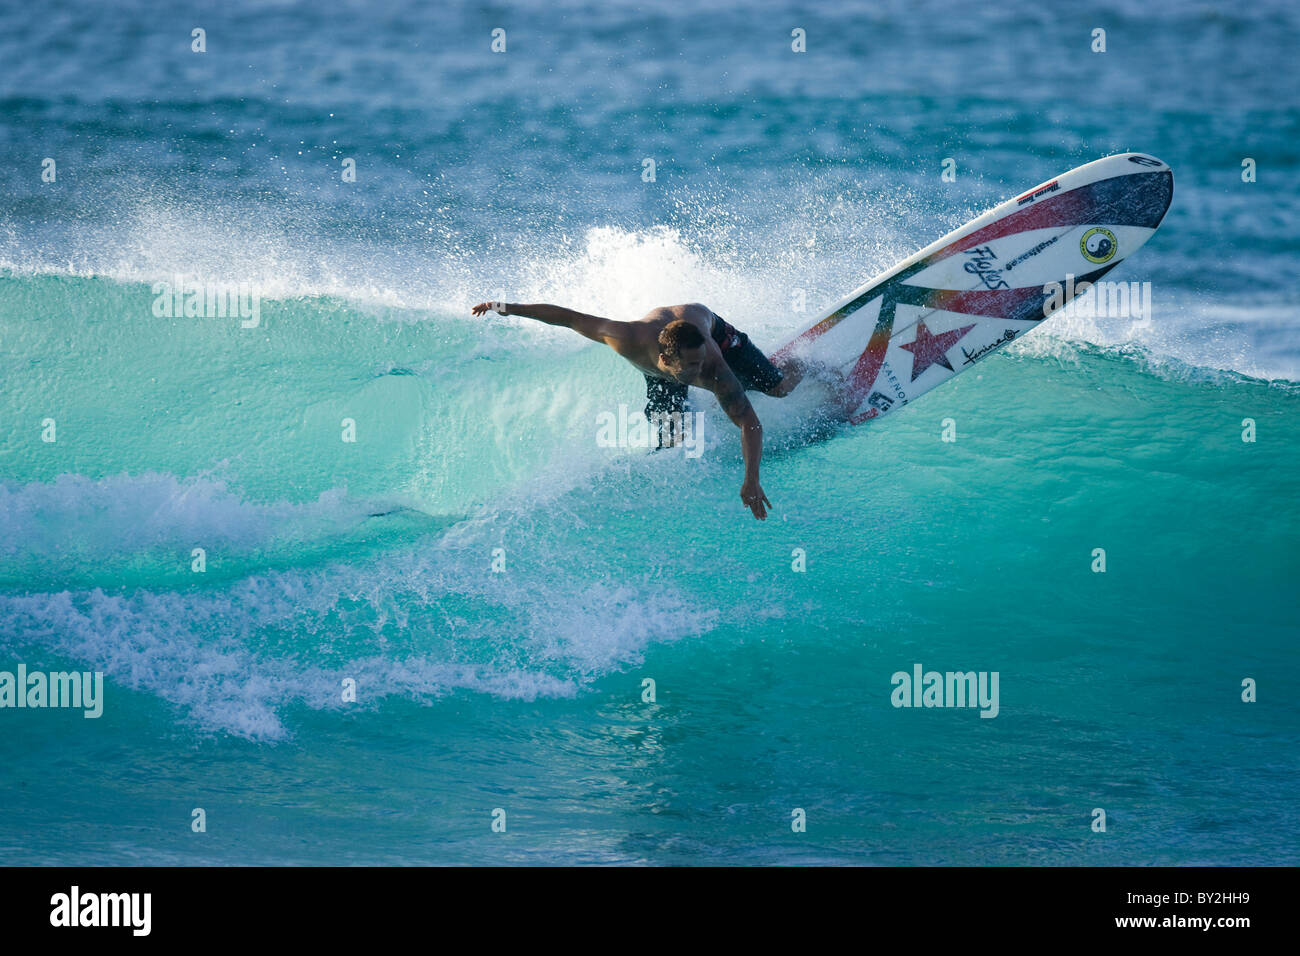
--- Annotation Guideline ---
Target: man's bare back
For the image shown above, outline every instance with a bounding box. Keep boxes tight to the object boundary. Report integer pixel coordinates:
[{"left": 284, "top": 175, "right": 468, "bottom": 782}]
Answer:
[
  {"left": 602, "top": 303, "right": 721, "bottom": 376},
  {"left": 470, "top": 299, "right": 805, "bottom": 520}
]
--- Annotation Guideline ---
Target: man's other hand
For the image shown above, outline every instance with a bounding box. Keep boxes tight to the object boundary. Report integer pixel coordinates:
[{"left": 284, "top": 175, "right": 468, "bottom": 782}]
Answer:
[{"left": 740, "top": 480, "right": 771, "bottom": 520}]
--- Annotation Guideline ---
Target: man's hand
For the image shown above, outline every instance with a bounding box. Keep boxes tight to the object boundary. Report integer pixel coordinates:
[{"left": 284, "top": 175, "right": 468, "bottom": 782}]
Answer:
[
  {"left": 740, "top": 480, "right": 771, "bottom": 521},
  {"left": 471, "top": 301, "right": 507, "bottom": 317}
]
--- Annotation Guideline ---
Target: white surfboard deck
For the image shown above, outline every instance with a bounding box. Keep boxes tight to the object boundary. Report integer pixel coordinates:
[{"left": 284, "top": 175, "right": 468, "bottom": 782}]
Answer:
[{"left": 773, "top": 153, "right": 1174, "bottom": 424}]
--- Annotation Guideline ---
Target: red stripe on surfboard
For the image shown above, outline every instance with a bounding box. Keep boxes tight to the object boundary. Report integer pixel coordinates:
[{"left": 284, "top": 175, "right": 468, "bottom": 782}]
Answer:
[
  {"left": 927, "top": 189, "right": 1088, "bottom": 264},
  {"left": 844, "top": 323, "right": 893, "bottom": 406},
  {"left": 777, "top": 284, "right": 1046, "bottom": 365},
  {"left": 929, "top": 285, "right": 1046, "bottom": 319}
]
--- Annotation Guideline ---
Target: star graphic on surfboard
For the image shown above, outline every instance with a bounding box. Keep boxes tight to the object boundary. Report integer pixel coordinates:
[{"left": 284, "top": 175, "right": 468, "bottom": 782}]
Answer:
[{"left": 900, "top": 319, "right": 976, "bottom": 381}]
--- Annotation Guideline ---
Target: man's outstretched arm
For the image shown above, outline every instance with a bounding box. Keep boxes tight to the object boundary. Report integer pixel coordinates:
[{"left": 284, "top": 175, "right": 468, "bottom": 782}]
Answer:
[{"left": 471, "top": 301, "right": 617, "bottom": 345}]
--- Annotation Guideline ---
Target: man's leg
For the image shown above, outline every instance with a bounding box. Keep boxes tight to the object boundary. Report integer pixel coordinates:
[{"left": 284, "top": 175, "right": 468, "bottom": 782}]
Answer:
[
  {"left": 719, "top": 329, "right": 857, "bottom": 418},
  {"left": 765, "top": 355, "right": 806, "bottom": 396},
  {"left": 718, "top": 329, "right": 797, "bottom": 397}
]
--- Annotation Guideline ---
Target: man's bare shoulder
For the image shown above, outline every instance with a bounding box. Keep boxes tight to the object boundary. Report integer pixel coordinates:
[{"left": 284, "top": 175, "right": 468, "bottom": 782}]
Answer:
[{"left": 634, "top": 303, "right": 714, "bottom": 327}]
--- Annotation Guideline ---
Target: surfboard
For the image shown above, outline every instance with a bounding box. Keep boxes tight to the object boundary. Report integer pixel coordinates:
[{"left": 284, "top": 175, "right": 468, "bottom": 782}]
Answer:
[{"left": 772, "top": 153, "right": 1174, "bottom": 424}]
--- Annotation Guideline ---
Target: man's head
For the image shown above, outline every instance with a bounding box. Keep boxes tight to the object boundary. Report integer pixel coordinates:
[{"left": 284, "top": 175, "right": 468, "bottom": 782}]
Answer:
[{"left": 658, "top": 320, "right": 707, "bottom": 378}]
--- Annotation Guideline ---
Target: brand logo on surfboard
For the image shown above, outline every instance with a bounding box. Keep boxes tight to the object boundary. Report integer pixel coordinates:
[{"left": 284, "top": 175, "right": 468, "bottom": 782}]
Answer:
[
  {"left": 1080, "top": 227, "right": 1117, "bottom": 263},
  {"left": 961, "top": 329, "right": 1020, "bottom": 366},
  {"left": 962, "top": 245, "right": 1009, "bottom": 289},
  {"left": 1016, "top": 180, "right": 1059, "bottom": 206},
  {"left": 1005, "top": 234, "right": 1059, "bottom": 270}
]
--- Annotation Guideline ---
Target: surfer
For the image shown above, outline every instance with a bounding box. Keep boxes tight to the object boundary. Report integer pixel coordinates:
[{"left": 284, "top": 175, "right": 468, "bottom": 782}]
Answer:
[{"left": 470, "top": 301, "right": 806, "bottom": 520}]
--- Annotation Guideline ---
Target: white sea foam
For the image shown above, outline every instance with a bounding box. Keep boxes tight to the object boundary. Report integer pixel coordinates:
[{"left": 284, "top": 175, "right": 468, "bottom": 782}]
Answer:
[{"left": 0, "top": 496, "right": 721, "bottom": 740}]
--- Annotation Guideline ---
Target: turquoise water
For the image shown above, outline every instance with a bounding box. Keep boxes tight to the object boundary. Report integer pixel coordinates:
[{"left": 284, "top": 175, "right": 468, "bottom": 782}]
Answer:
[{"left": 1, "top": 0, "right": 1298, "bottom": 865}]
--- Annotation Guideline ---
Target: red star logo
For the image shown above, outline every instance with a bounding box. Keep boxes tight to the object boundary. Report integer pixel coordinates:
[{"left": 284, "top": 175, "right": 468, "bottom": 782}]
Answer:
[{"left": 900, "top": 319, "right": 976, "bottom": 381}]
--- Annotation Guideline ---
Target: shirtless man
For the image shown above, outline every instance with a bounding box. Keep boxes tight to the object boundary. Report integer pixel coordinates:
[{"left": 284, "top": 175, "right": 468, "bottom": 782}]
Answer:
[{"left": 470, "top": 301, "right": 806, "bottom": 520}]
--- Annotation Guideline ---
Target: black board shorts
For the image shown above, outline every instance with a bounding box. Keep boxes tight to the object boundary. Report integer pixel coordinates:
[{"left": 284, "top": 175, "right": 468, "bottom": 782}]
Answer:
[{"left": 643, "top": 313, "right": 784, "bottom": 419}]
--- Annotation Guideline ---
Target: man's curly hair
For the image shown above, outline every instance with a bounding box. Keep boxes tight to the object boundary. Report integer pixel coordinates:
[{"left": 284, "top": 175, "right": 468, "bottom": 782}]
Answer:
[{"left": 658, "top": 319, "right": 706, "bottom": 360}]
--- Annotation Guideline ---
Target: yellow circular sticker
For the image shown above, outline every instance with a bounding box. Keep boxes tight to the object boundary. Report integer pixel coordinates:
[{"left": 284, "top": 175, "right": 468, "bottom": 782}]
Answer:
[{"left": 1080, "top": 227, "right": 1118, "bottom": 264}]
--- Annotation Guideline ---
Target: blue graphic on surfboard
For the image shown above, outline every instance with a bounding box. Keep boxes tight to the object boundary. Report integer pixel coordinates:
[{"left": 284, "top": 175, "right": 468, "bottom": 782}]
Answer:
[{"left": 773, "top": 153, "right": 1174, "bottom": 424}]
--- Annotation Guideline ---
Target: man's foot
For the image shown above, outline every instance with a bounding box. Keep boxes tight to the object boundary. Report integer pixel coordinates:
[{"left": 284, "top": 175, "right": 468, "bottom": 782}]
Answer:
[{"left": 806, "top": 362, "right": 857, "bottom": 420}]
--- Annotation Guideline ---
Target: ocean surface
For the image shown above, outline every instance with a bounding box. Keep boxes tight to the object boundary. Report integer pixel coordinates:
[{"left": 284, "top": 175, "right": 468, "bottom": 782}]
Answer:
[{"left": 1, "top": 0, "right": 1297, "bottom": 865}]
